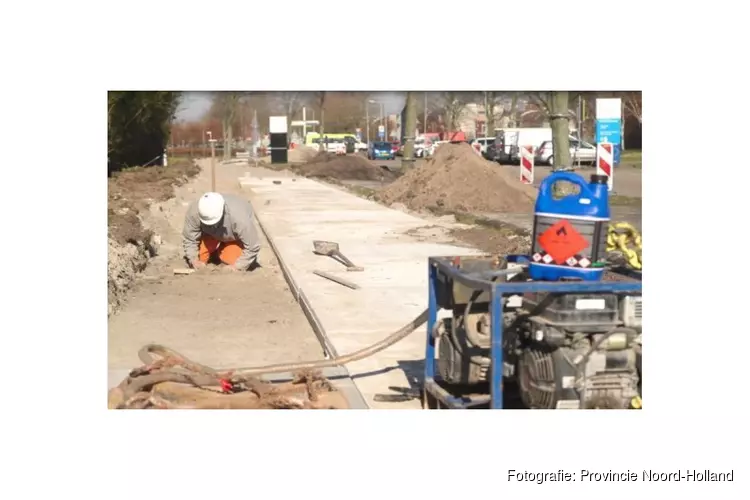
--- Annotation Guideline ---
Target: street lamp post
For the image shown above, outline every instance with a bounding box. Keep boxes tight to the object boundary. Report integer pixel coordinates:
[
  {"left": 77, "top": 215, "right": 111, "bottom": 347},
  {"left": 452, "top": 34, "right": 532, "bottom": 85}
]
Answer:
[
  {"left": 367, "top": 99, "right": 385, "bottom": 144},
  {"left": 207, "top": 131, "right": 216, "bottom": 192}
]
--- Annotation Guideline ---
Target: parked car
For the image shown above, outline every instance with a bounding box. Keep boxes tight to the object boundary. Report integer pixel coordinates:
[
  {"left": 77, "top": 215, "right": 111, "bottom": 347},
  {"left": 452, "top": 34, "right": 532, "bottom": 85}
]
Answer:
[
  {"left": 391, "top": 140, "right": 401, "bottom": 156},
  {"left": 414, "top": 138, "right": 435, "bottom": 158},
  {"left": 485, "top": 142, "right": 500, "bottom": 162},
  {"left": 535, "top": 139, "right": 597, "bottom": 166},
  {"left": 393, "top": 139, "right": 433, "bottom": 158},
  {"left": 469, "top": 137, "right": 496, "bottom": 157},
  {"left": 368, "top": 141, "right": 395, "bottom": 160}
]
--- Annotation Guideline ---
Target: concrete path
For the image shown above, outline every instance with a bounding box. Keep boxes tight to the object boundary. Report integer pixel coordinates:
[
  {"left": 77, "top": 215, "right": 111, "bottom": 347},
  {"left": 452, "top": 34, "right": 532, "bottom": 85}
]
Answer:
[{"left": 239, "top": 172, "right": 482, "bottom": 408}]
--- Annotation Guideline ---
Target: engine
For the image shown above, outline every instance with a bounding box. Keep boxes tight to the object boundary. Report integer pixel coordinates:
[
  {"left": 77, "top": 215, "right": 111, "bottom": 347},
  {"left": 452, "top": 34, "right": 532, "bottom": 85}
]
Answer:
[{"left": 437, "top": 290, "right": 642, "bottom": 409}]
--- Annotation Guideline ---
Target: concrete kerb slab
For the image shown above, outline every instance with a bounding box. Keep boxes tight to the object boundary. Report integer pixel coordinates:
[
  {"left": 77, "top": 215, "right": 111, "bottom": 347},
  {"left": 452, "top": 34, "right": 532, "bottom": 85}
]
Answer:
[
  {"left": 238, "top": 175, "right": 485, "bottom": 409},
  {"left": 254, "top": 211, "right": 340, "bottom": 359}
]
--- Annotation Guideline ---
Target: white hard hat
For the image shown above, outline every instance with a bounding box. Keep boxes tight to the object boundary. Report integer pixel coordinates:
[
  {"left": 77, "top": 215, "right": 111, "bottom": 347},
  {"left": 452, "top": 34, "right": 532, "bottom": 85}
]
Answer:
[{"left": 198, "top": 192, "right": 225, "bottom": 226}]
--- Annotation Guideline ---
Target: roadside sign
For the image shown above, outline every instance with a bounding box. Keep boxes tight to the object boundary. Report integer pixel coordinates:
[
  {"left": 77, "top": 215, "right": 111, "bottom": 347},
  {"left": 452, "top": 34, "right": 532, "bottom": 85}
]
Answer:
[
  {"left": 595, "top": 98, "right": 622, "bottom": 120},
  {"left": 596, "top": 143, "right": 614, "bottom": 192},
  {"left": 595, "top": 118, "right": 621, "bottom": 145},
  {"left": 378, "top": 125, "right": 385, "bottom": 139},
  {"left": 520, "top": 145, "right": 534, "bottom": 184}
]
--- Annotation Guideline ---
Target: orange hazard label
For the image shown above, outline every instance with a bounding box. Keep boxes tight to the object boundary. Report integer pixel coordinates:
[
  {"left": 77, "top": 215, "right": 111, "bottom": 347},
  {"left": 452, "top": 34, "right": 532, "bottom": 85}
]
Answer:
[{"left": 537, "top": 219, "right": 589, "bottom": 264}]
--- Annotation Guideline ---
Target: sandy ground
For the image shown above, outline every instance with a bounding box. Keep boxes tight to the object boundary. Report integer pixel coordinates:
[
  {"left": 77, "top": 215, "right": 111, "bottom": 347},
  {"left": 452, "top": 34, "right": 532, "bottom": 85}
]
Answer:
[{"left": 107, "top": 159, "right": 324, "bottom": 372}]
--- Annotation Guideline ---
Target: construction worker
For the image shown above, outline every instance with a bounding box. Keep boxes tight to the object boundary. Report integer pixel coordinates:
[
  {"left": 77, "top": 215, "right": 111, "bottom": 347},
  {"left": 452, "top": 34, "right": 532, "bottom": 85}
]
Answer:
[{"left": 182, "top": 192, "right": 261, "bottom": 271}]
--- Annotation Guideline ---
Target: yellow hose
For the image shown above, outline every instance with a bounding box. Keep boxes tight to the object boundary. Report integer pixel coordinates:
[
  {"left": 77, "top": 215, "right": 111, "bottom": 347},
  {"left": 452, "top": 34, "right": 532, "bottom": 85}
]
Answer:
[{"left": 607, "top": 222, "right": 642, "bottom": 270}]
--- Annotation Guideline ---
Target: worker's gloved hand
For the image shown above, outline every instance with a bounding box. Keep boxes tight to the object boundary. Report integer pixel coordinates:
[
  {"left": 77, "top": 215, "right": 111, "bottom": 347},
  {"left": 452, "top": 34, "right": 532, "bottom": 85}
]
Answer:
[{"left": 192, "top": 260, "right": 207, "bottom": 270}]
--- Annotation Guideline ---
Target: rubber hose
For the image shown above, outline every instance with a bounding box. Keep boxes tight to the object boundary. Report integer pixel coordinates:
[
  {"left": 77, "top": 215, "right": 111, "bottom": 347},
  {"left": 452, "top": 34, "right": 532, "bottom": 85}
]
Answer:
[{"left": 139, "top": 308, "right": 429, "bottom": 378}]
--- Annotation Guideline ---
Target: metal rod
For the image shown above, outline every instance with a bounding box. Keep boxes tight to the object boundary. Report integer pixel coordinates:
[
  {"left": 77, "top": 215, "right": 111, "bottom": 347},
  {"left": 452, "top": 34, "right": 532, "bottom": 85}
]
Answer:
[
  {"left": 490, "top": 287, "right": 504, "bottom": 409},
  {"left": 424, "top": 262, "right": 438, "bottom": 394},
  {"left": 313, "top": 270, "right": 360, "bottom": 290}
]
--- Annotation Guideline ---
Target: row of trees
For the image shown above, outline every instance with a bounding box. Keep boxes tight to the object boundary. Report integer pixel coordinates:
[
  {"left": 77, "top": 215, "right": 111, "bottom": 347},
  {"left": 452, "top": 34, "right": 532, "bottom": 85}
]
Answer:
[
  {"left": 108, "top": 91, "right": 182, "bottom": 174},
  {"left": 170, "top": 91, "right": 641, "bottom": 152}
]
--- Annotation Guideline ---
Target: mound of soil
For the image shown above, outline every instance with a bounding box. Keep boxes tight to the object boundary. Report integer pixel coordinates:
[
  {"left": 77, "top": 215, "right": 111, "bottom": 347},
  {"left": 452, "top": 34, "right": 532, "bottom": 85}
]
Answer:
[
  {"left": 108, "top": 160, "right": 200, "bottom": 244},
  {"left": 296, "top": 153, "right": 395, "bottom": 181},
  {"left": 377, "top": 143, "right": 537, "bottom": 213},
  {"left": 108, "top": 236, "right": 151, "bottom": 316},
  {"left": 107, "top": 160, "right": 201, "bottom": 317},
  {"left": 287, "top": 146, "right": 319, "bottom": 164}
]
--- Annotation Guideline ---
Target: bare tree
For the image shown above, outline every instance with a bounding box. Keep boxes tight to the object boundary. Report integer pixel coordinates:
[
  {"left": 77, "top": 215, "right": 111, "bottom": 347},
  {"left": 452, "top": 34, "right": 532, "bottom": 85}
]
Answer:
[
  {"left": 483, "top": 92, "right": 497, "bottom": 136},
  {"left": 621, "top": 91, "right": 642, "bottom": 124},
  {"left": 208, "top": 92, "right": 242, "bottom": 160},
  {"left": 272, "top": 92, "right": 310, "bottom": 132},
  {"left": 436, "top": 92, "right": 472, "bottom": 138},
  {"left": 491, "top": 92, "right": 522, "bottom": 129}
]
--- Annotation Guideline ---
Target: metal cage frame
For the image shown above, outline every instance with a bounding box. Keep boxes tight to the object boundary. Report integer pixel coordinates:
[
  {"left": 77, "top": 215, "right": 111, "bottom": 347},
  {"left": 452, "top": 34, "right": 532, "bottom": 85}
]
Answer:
[{"left": 423, "top": 255, "right": 642, "bottom": 409}]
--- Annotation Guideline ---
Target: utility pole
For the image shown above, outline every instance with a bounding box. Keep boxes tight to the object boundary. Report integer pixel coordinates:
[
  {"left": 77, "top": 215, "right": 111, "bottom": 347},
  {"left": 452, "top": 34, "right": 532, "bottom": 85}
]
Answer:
[
  {"left": 302, "top": 106, "right": 307, "bottom": 140},
  {"left": 423, "top": 92, "right": 428, "bottom": 134},
  {"left": 483, "top": 92, "right": 490, "bottom": 138},
  {"left": 365, "top": 99, "right": 370, "bottom": 144},
  {"left": 209, "top": 138, "right": 217, "bottom": 192},
  {"left": 402, "top": 91, "right": 417, "bottom": 170},
  {"left": 381, "top": 104, "right": 386, "bottom": 140}
]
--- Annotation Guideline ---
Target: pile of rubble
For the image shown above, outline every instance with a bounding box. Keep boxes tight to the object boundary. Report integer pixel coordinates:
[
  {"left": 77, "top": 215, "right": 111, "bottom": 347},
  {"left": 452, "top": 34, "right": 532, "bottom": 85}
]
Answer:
[{"left": 296, "top": 153, "right": 396, "bottom": 181}]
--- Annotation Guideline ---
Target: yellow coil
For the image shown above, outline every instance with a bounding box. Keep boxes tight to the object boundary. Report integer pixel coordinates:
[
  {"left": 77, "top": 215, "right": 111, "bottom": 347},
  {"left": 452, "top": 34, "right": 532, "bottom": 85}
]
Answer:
[{"left": 606, "top": 222, "right": 642, "bottom": 270}]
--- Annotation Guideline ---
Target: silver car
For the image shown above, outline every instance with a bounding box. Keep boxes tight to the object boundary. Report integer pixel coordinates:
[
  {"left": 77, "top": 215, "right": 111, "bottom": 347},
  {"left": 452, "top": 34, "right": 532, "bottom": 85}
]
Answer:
[{"left": 535, "top": 139, "right": 597, "bottom": 166}]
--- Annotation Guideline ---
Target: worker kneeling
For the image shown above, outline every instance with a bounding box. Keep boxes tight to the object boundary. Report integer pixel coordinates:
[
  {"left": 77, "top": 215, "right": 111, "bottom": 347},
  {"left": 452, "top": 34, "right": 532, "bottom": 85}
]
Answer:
[{"left": 182, "top": 192, "right": 261, "bottom": 271}]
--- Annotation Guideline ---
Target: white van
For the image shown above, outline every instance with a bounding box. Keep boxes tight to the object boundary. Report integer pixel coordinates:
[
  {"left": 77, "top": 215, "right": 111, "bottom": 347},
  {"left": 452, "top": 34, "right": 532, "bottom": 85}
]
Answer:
[{"left": 494, "top": 128, "right": 578, "bottom": 163}]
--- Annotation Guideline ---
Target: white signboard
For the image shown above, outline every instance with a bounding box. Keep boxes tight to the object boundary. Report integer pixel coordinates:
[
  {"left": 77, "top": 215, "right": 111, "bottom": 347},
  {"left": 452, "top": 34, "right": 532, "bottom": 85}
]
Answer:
[
  {"left": 269, "top": 116, "right": 288, "bottom": 134},
  {"left": 595, "top": 98, "right": 622, "bottom": 120}
]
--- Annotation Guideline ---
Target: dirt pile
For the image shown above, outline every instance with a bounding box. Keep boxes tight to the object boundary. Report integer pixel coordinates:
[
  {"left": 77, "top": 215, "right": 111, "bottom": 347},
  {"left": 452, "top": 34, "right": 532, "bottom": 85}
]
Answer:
[
  {"left": 377, "top": 143, "right": 537, "bottom": 213},
  {"left": 287, "top": 146, "right": 319, "bottom": 164},
  {"left": 296, "top": 153, "right": 396, "bottom": 181},
  {"left": 107, "top": 160, "right": 201, "bottom": 317}
]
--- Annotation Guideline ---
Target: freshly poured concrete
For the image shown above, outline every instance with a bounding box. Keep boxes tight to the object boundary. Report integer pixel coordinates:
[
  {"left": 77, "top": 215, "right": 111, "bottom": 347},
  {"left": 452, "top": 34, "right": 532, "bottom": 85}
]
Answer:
[{"left": 239, "top": 174, "right": 483, "bottom": 409}]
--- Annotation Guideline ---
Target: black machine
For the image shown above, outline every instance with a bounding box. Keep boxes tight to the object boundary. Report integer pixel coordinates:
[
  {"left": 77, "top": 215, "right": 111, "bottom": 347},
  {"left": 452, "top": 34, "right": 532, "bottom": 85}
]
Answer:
[{"left": 424, "top": 256, "right": 642, "bottom": 410}]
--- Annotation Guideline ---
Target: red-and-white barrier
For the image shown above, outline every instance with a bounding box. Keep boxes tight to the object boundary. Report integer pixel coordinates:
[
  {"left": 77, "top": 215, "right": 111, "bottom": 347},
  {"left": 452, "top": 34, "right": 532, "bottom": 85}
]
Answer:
[
  {"left": 520, "top": 145, "right": 534, "bottom": 184},
  {"left": 596, "top": 143, "right": 614, "bottom": 191}
]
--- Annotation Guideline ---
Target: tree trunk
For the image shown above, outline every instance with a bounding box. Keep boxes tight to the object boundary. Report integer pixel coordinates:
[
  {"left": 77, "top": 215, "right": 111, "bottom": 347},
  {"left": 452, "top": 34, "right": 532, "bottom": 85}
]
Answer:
[
  {"left": 508, "top": 93, "right": 519, "bottom": 128},
  {"left": 222, "top": 119, "right": 230, "bottom": 160},
  {"left": 549, "top": 91, "right": 570, "bottom": 169},
  {"left": 402, "top": 92, "right": 417, "bottom": 169},
  {"left": 484, "top": 92, "right": 494, "bottom": 137},
  {"left": 226, "top": 123, "right": 233, "bottom": 159},
  {"left": 318, "top": 93, "right": 326, "bottom": 151}
]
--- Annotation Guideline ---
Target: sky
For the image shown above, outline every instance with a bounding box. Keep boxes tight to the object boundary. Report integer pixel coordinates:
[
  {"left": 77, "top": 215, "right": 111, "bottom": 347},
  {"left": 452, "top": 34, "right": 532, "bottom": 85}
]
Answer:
[{"left": 175, "top": 92, "right": 213, "bottom": 122}]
